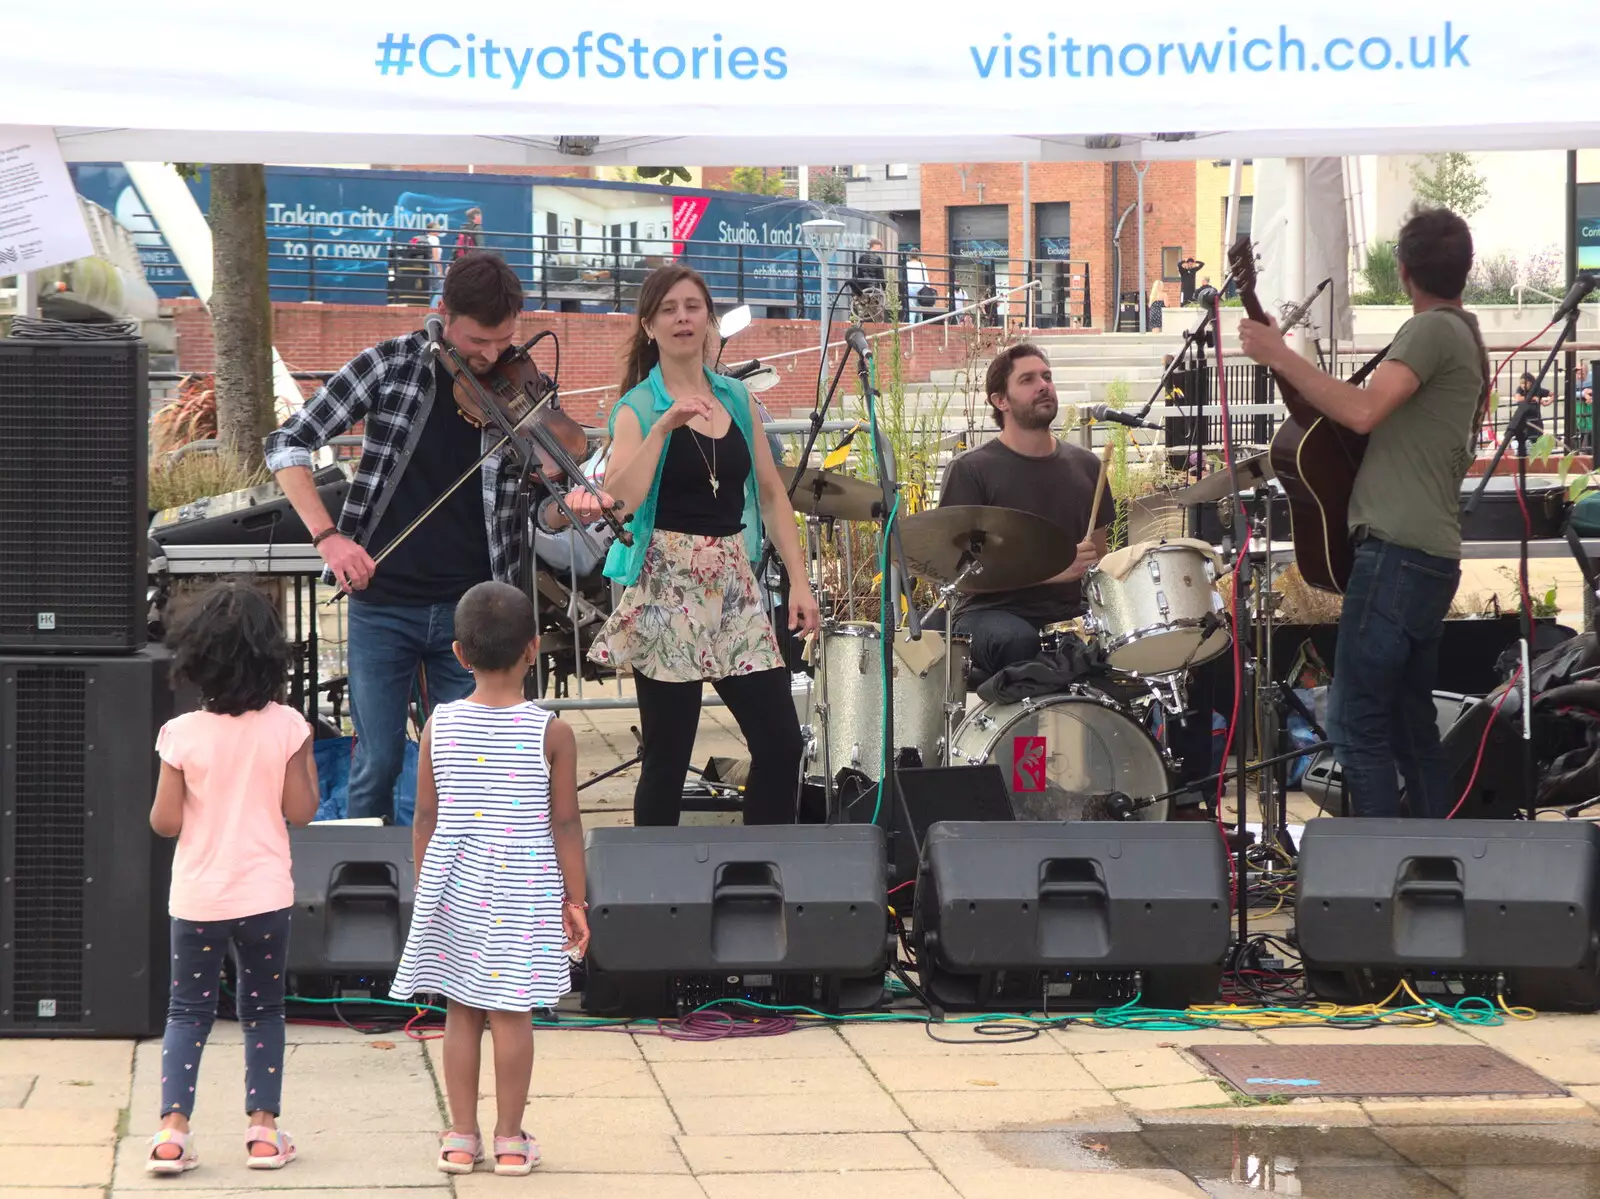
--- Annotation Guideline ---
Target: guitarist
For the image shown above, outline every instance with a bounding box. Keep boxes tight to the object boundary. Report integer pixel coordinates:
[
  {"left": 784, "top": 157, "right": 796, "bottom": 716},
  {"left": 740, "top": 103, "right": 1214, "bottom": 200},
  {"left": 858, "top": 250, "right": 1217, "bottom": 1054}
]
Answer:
[{"left": 1238, "top": 207, "right": 1489, "bottom": 819}]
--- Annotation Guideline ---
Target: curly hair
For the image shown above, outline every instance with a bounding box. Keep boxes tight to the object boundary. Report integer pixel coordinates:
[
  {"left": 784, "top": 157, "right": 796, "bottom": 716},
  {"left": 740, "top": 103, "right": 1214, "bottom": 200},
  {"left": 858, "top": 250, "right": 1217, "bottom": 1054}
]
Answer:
[{"left": 167, "top": 581, "right": 292, "bottom": 716}]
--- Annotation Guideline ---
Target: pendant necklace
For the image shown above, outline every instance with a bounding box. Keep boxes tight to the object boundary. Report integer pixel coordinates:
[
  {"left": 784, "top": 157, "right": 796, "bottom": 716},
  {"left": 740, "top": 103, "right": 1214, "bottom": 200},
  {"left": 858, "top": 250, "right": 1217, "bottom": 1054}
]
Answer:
[{"left": 689, "top": 410, "right": 719, "bottom": 497}]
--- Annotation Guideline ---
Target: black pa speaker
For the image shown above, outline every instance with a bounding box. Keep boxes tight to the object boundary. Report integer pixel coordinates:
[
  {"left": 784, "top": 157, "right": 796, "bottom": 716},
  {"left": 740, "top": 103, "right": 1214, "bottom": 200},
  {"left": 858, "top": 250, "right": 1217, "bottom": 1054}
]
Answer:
[
  {"left": 285, "top": 824, "right": 416, "bottom": 997},
  {"left": 1297, "top": 819, "right": 1600, "bottom": 1011},
  {"left": 888, "top": 764, "right": 1013, "bottom": 900},
  {"left": 0, "top": 647, "right": 196, "bottom": 1036},
  {"left": 911, "top": 821, "right": 1231, "bottom": 1011},
  {"left": 0, "top": 338, "right": 149, "bottom": 652},
  {"left": 582, "top": 824, "right": 890, "bottom": 1017}
]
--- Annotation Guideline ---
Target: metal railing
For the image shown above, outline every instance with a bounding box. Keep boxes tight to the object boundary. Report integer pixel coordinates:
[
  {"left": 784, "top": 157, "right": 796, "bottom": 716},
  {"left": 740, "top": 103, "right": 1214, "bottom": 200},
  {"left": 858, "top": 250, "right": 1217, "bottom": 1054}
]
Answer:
[{"left": 133, "top": 217, "right": 1092, "bottom": 328}]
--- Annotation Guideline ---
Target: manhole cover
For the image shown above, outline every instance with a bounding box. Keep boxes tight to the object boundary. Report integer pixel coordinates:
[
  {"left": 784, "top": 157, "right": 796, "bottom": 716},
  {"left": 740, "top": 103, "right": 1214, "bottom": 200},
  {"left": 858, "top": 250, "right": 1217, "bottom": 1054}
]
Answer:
[{"left": 1190, "top": 1044, "right": 1566, "bottom": 1099}]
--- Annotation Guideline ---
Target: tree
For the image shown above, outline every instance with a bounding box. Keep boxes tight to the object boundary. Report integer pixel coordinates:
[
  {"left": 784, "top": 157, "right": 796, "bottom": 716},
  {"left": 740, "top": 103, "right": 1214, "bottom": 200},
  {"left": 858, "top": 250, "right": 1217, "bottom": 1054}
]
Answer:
[
  {"left": 725, "top": 167, "right": 787, "bottom": 196},
  {"left": 812, "top": 170, "right": 847, "bottom": 206},
  {"left": 174, "top": 163, "right": 275, "bottom": 471},
  {"left": 1409, "top": 152, "right": 1490, "bottom": 219},
  {"left": 635, "top": 166, "right": 692, "bottom": 184}
]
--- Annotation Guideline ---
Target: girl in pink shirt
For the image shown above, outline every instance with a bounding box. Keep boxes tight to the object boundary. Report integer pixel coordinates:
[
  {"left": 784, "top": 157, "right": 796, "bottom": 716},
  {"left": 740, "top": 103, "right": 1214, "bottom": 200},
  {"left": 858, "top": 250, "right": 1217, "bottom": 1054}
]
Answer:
[{"left": 144, "top": 582, "right": 320, "bottom": 1175}]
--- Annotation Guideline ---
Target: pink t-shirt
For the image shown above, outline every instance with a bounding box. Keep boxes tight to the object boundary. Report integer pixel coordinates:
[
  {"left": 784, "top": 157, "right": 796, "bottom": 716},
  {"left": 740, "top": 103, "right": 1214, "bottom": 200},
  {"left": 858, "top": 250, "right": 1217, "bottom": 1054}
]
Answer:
[{"left": 155, "top": 702, "right": 311, "bottom": 922}]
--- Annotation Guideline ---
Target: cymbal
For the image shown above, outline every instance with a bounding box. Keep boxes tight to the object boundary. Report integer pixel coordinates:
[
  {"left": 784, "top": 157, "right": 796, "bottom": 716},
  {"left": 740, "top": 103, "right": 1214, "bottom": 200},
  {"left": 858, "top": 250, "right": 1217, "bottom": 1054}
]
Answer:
[
  {"left": 787, "top": 469, "right": 884, "bottom": 521},
  {"left": 899, "top": 505, "right": 1073, "bottom": 591},
  {"left": 1164, "top": 453, "right": 1275, "bottom": 506}
]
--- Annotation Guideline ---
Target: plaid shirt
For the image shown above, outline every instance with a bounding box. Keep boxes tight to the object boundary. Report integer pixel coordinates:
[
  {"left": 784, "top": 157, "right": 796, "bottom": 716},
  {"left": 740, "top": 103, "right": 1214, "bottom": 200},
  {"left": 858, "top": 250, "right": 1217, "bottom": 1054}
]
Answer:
[{"left": 264, "top": 331, "right": 535, "bottom": 588}]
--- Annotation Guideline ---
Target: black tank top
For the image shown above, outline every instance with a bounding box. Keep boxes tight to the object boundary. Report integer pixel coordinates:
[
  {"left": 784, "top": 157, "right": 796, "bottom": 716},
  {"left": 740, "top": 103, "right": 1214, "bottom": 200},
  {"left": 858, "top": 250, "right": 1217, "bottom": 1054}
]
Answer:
[{"left": 654, "top": 424, "right": 750, "bottom": 537}]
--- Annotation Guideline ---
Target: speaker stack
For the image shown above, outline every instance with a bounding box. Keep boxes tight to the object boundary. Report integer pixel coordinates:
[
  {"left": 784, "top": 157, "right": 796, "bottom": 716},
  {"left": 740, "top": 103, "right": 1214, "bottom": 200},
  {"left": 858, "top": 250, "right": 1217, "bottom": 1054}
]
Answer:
[{"left": 0, "top": 335, "right": 193, "bottom": 1038}]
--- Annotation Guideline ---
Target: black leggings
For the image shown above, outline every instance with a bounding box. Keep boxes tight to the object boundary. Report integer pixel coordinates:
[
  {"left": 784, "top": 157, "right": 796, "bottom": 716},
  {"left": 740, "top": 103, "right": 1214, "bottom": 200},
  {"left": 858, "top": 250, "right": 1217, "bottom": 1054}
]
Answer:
[{"left": 634, "top": 668, "right": 804, "bottom": 826}]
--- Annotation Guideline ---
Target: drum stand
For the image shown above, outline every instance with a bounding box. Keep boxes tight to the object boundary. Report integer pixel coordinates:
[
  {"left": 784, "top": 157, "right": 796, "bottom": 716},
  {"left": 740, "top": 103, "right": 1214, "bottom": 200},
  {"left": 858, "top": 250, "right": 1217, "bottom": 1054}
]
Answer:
[{"left": 924, "top": 555, "right": 984, "bottom": 765}]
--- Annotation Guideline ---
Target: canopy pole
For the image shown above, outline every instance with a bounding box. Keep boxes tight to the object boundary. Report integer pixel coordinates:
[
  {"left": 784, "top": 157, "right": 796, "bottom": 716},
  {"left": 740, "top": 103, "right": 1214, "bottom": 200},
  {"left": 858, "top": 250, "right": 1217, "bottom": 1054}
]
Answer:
[
  {"left": 1021, "top": 161, "right": 1032, "bottom": 328},
  {"left": 1135, "top": 162, "right": 1148, "bottom": 334},
  {"left": 1284, "top": 158, "right": 1309, "bottom": 359},
  {"left": 1223, "top": 158, "right": 1243, "bottom": 267}
]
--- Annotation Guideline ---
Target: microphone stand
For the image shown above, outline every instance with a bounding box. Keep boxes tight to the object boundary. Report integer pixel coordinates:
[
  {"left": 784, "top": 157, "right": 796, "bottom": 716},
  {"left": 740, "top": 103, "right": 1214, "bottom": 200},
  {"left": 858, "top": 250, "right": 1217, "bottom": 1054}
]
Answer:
[
  {"left": 1139, "top": 305, "right": 1216, "bottom": 423},
  {"left": 853, "top": 337, "right": 920, "bottom": 839},
  {"left": 1466, "top": 305, "right": 1579, "bottom": 821}
]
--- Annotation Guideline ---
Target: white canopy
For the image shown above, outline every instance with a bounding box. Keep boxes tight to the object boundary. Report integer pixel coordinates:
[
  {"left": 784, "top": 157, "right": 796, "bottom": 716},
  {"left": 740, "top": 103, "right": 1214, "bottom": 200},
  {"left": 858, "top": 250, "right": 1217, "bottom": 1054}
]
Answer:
[{"left": 5, "top": 1, "right": 1597, "bottom": 164}]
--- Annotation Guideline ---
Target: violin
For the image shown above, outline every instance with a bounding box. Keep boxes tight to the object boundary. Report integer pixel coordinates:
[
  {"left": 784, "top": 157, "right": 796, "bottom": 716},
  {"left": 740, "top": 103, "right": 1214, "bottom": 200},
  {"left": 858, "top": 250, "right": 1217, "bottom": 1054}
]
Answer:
[{"left": 434, "top": 339, "right": 632, "bottom": 547}]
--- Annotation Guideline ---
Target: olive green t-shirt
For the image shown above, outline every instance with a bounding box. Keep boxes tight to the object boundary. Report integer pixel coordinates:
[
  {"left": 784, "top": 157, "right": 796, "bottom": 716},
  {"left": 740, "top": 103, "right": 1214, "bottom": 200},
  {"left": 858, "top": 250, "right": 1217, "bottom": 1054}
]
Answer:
[{"left": 1347, "top": 307, "right": 1484, "bottom": 560}]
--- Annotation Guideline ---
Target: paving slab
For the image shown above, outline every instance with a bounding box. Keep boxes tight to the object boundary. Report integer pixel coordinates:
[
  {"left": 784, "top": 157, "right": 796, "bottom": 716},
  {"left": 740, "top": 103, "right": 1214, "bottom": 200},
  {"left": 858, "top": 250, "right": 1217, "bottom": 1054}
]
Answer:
[
  {"left": 110, "top": 1192, "right": 446, "bottom": 1199},
  {"left": 0, "top": 1077, "right": 35, "bottom": 1108},
  {"left": 1463, "top": 1017, "right": 1600, "bottom": 1085},
  {"left": 650, "top": 1056, "right": 884, "bottom": 1099},
  {"left": 0, "top": 1143, "right": 114, "bottom": 1187},
  {"left": 698, "top": 1171, "right": 960, "bottom": 1199},
  {"left": 1114, "top": 1082, "right": 1235, "bottom": 1112},
  {"left": 457, "top": 1176, "right": 707, "bottom": 1199},
  {"left": 422, "top": 1039, "right": 658, "bottom": 1100},
  {"left": 910, "top": 1130, "right": 1157, "bottom": 1174},
  {"left": 633, "top": 1027, "right": 854, "bottom": 1061},
  {"left": 672, "top": 1089, "right": 910, "bottom": 1136},
  {"left": 2, "top": 1191, "right": 113, "bottom": 1199},
  {"left": 940, "top": 1167, "right": 1207, "bottom": 1199},
  {"left": 1078, "top": 1048, "right": 1209, "bottom": 1090},
  {"left": 895, "top": 1089, "right": 1123, "bottom": 1132},
  {"left": 0, "top": 1106, "right": 121, "bottom": 1145},
  {"left": 1137, "top": 1100, "right": 1372, "bottom": 1126},
  {"left": 1361, "top": 1096, "right": 1594, "bottom": 1125},
  {"left": 839, "top": 1023, "right": 1067, "bottom": 1057},
  {"left": 863, "top": 1052, "right": 1098, "bottom": 1092},
  {"left": 463, "top": 1096, "right": 686, "bottom": 1174},
  {"left": 0, "top": 1040, "right": 133, "bottom": 1110},
  {"left": 1421, "top": 1164, "right": 1600, "bottom": 1198},
  {"left": 674, "top": 1131, "right": 928, "bottom": 1174}
]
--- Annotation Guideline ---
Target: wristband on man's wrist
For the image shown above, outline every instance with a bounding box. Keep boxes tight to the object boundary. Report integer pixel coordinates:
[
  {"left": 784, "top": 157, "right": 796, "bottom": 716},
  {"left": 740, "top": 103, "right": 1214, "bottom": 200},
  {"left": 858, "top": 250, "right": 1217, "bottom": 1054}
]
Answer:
[{"left": 311, "top": 527, "right": 340, "bottom": 547}]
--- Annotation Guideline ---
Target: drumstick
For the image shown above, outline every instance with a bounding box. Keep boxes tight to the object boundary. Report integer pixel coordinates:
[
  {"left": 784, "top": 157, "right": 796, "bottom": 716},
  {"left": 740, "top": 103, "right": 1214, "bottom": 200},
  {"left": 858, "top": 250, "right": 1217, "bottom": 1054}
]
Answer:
[{"left": 1083, "top": 441, "right": 1114, "bottom": 541}]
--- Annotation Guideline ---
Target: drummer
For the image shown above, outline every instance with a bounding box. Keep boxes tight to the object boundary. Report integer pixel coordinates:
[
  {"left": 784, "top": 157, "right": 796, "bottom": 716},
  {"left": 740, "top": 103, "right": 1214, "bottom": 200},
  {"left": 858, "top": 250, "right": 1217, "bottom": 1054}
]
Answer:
[{"left": 936, "top": 344, "right": 1113, "bottom": 683}]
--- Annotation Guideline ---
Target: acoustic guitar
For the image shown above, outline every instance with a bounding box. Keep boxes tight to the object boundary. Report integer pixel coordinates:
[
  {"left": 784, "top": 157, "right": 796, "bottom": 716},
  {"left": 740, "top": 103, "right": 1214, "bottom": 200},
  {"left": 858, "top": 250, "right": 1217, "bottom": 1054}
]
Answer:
[{"left": 1227, "top": 235, "right": 1368, "bottom": 594}]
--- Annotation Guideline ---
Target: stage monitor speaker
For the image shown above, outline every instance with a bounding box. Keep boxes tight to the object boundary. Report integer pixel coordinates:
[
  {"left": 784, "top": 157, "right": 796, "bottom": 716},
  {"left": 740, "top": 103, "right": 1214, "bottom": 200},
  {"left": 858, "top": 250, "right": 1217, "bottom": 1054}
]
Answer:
[
  {"left": 285, "top": 824, "right": 415, "bottom": 997},
  {"left": 1297, "top": 819, "right": 1600, "bottom": 1011},
  {"left": 582, "top": 824, "right": 890, "bottom": 1017},
  {"left": 0, "top": 338, "right": 149, "bottom": 652},
  {"left": 1302, "top": 691, "right": 1482, "bottom": 816},
  {"left": 0, "top": 647, "right": 195, "bottom": 1037},
  {"left": 888, "top": 764, "right": 1013, "bottom": 899},
  {"left": 912, "top": 821, "right": 1230, "bottom": 1011}
]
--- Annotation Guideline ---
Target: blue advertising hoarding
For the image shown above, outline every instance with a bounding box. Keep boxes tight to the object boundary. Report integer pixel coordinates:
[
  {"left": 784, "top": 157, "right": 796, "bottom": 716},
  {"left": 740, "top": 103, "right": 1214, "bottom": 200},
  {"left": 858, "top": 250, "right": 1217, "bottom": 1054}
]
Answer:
[{"left": 69, "top": 165, "right": 894, "bottom": 316}]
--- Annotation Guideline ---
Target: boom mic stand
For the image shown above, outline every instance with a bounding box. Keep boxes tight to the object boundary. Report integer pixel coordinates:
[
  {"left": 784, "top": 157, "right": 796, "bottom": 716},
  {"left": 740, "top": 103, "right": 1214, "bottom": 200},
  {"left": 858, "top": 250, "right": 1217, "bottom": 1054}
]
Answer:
[{"left": 1465, "top": 303, "right": 1580, "bottom": 821}]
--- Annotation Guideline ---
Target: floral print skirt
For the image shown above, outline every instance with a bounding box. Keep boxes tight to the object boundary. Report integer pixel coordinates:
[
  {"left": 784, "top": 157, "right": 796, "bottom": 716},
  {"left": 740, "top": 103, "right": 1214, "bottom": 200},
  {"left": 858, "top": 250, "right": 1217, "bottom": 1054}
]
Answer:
[{"left": 588, "top": 530, "right": 783, "bottom": 683}]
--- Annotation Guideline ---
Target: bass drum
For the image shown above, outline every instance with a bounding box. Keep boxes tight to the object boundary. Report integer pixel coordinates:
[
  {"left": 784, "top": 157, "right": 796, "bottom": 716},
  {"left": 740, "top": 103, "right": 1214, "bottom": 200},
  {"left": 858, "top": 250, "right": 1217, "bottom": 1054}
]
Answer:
[{"left": 949, "top": 690, "right": 1172, "bottom": 821}]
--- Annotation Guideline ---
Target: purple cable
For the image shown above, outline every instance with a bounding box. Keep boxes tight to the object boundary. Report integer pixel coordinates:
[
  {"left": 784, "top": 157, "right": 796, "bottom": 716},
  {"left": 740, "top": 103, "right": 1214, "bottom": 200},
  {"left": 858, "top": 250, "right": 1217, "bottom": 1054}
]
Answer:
[{"left": 655, "top": 1009, "right": 800, "bottom": 1041}]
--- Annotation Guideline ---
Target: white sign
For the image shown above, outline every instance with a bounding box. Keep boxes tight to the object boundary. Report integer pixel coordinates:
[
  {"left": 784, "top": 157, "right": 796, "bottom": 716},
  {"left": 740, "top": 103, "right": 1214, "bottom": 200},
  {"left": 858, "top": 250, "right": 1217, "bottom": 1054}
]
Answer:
[
  {"left": 0, "top": 127, "right": 93, "bottom": 274},
  {"left": 1, "top": 2, "right": 1597, "bottom": 163}
]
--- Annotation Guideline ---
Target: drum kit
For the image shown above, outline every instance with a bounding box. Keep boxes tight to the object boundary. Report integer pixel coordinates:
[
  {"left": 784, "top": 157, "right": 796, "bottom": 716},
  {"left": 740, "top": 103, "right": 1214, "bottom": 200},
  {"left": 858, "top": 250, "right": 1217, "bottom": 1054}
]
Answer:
[{"left": 779, "top": 477, "right": 1239, "bottom": 824}]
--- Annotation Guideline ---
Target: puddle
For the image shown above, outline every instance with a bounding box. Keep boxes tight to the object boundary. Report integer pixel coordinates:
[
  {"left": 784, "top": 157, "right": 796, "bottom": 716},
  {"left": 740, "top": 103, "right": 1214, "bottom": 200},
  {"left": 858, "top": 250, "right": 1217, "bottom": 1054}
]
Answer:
[{"left": 982, "top": 1124, "right": 1600, "bottom": 1197}]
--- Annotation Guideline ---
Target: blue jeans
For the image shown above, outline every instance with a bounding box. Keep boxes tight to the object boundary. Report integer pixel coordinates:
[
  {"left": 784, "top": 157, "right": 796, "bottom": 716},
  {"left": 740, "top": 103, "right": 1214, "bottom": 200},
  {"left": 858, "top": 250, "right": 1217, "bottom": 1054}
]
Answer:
[
  {"left": 1329, "top": 536, "right": 1461, "bottom": 818},
  {"left": 346, "top": 599, "right": 475, "bottom": 821}
]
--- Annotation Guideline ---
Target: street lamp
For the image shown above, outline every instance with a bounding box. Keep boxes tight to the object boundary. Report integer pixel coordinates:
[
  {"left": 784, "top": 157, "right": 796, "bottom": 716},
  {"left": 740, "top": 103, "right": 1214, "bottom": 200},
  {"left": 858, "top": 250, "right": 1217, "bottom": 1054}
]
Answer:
[{"left": 801, "top": 217, "right": 847, "bottom": 379}]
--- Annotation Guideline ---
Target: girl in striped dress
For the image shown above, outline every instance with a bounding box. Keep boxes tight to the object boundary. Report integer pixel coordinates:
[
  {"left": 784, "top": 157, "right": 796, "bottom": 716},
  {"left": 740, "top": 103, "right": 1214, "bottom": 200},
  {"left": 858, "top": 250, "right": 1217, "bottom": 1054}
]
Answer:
[{"left": 389, "top": 582, "right": 589, "bottom": 1177}]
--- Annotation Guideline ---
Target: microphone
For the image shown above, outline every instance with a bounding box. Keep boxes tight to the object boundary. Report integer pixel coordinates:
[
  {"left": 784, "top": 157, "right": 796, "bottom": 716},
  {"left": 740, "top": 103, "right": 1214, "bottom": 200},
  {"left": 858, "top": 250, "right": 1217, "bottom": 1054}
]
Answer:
[
  {"left": 1553, "top": 273, "right": 1598, "bottom": 324},
  {"left": 424, "top": 313, "right": 446, "bottom": 349},
  {"left": 1086, "top": 404, "right": 1160, "bottom": 430},
  {"left": 1279, "top": 277, "right": 1332, "bottom": 333},
  {"left": 845, "top": 325, "right": 872, "bottom": 361}
]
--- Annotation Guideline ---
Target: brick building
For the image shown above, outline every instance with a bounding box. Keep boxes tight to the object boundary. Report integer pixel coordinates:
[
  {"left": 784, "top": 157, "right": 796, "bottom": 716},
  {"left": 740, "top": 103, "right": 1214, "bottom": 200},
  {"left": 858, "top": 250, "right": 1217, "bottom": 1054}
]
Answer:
[{"left": 917, "top": 162, "right": 1201, "bottom": 329}]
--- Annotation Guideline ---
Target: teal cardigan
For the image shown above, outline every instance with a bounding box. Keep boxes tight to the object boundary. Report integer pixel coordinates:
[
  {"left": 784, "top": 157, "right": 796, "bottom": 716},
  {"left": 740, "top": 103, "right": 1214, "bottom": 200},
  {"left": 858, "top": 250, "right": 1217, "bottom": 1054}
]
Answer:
[{"left": 602, "top": 364, "right": 765, "bottom": 586}]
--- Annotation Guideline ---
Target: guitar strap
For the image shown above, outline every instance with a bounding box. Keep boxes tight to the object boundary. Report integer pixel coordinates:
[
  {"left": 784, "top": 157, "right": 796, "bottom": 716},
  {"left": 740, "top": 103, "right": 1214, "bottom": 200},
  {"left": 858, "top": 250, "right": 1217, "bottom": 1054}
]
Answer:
[{"left": 1432, "top": 304, "right": 1493, "bottom": 432}]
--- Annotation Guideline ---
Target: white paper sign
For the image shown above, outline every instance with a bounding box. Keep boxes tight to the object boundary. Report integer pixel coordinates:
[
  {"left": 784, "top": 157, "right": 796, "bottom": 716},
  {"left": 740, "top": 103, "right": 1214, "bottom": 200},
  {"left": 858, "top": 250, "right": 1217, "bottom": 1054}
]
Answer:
[{"left": 0, "top": 126, "right": 93, "bottom": 275}]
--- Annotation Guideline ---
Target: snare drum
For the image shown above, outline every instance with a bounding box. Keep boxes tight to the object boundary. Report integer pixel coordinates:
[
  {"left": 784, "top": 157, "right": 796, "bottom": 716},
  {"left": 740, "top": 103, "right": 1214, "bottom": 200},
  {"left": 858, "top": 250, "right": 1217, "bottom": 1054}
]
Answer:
[
  {"left": 949, "top": 690, "right": 1172, "bottom": 821},
  {"left": 815, "top": 622, "right": 970, "bottom": 778},
  {"left": 1083, "top": 540, "right": 1230, "bottom": 676}
]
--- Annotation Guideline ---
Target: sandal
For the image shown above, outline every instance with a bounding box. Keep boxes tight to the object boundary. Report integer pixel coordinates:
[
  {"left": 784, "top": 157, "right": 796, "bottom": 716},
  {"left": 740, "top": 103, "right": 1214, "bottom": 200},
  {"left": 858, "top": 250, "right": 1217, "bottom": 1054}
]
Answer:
[
  {"left": 493, "top": 1130, "right": 541, "bottom": 1177},
  {"left": 437, "top": 1131, "right": 485, "bottom": 1175},
  {"left": 244, "top": 1126, "right": 297, "bottom": 1170},
  {"left": 145, "top": 1128, "right": 198, "bottom": 1175}
]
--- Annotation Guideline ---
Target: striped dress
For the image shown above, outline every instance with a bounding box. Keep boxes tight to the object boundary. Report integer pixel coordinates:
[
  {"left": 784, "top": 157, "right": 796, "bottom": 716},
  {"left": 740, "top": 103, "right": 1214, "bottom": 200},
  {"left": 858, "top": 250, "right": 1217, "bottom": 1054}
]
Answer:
[{"left": 389, "top": 700, "right": 571, "bottom": 1011}]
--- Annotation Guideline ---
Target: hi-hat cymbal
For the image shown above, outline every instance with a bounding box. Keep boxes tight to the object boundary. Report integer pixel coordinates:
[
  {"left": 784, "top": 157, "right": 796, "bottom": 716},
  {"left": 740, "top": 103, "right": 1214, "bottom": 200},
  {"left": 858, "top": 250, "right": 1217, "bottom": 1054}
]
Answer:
[
  {"left": 899, "top": 505, "right": 1073, "bottom": 591},
  {"left": 1164, "top": 453, "right": 1275, "bottom": 506},
  {"left": 787, "top": 469, "right": 884, "bottom": 521}
]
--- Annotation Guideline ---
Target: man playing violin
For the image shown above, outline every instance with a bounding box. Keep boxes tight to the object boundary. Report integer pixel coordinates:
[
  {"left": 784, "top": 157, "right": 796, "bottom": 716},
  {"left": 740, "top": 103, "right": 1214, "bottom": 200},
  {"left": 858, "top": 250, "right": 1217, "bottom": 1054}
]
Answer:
[{"left": 266, "top": 252, "right": 611, "bottom": 822}]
